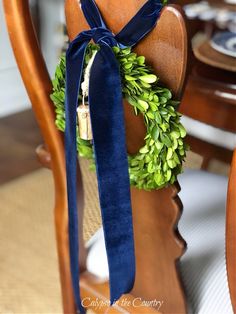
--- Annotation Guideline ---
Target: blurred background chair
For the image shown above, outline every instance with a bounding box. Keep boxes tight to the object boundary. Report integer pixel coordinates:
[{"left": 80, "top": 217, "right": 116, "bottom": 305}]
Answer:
[{"left": 172, "top": 0, "right": 236, "bottom": 170}]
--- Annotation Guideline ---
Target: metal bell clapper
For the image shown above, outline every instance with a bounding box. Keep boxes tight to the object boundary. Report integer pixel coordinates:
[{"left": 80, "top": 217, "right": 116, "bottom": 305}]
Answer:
[{"left": 77, "top": 97, "right": 93, "bottom": 141}]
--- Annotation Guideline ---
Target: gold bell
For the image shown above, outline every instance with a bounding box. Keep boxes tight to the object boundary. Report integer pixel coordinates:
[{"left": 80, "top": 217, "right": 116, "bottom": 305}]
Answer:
[{"left": 77, "top": 104, "right": 93, "bottom": 140}]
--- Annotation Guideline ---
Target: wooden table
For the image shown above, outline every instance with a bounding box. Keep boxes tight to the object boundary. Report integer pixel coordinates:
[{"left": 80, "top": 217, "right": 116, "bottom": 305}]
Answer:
[
  {"left": 207, "top": 0, "right": 236, "bottom": 11},
  {"left": 193, "top": 37, "right": 236, "bottom": 72}
]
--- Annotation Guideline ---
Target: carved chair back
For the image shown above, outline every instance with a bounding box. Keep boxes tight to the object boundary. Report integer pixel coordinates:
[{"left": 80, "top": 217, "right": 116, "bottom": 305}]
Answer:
[{"left": 3, "top": 1, "right": 191, "bottom": 313}]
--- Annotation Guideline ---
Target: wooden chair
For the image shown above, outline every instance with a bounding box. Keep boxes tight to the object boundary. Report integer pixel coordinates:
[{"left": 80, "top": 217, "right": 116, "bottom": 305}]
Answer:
[
  {"left": 179, "top": 59, "right": 236, "bottom": 170},
  {"left": 3, "top": 1, "right": 187, "bottom": 312},
  {"left": 3, "top": 1, "right": 235, "bottom": 313},
  {"left": 170, "top": 1, "right": 236, "bottom": 168}
]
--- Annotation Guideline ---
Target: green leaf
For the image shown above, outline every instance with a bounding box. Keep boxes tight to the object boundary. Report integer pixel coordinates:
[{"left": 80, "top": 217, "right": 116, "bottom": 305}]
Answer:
[
  {"left": 139, "top": 146, "right": 149, "bottom": 154},
  {"left": 138, "top": 99, "right": 149, "bottom": 111},
  {"left": 151, "top": 126, "right": 159, "bottom": 140},
  {"left": 147, "top": 162, "right": 154, "bottom": 173},
  {"left": 140, "top": 81, "right": 151, "bottom": 88},
  {"left": 167, "top": 159, "right": 176, "bottom": 169},
  {"left": 167, "top": 148, "right": 173, "bottom": 160},
  {"left": 166, "top": 169, "right": 172, "bottom": 181},
  {"left": 154, "top": 172, "right": 163, "bottom": 185},
  {"left": 155, "top": 141, "right": 164, "bottom": 151},
  {"left": 155, "top": 112, "right": 162, "bottom": 124},
  {"left": 125, "top": 75, "right": 137, "bottom": 81},
  {"left": 146, "top": 111, "right": 155, "bottom": 119},
  {"left": 170, "top": 131, "right": 180, "bottom": 139},
  {"left": 149, "top": 102, "right": 157, "bottom": 111},
  {"left": 139, "top": 74, "right": 157, "bottom": 84},
  {"left": 160, "top": 133, "right": 172, "bottom": 147},
  {"left": 160, "top": 96, "right": 167, "bottom": 104},
  {"left": 178, "top": 124, "right": 187, "bottom": 138},
  {"left": 173, "top": 137, "right": 178, "bottom": 150},
  {"left": 122, "top": 48, "right": 131, "bottom": 55},
  {"left": 163, "top": 162, "right": 168, "bottom": 172},
  {"left": 137, "top": 56, "right": 145, "bottom": 65},
  {"left": 113, "top": 46, "right": 120, "bottom": 54},
  {"left": 153, "top": 95, "right": 159, "bottom": 102},
  {"left": 124, "top": 63, "right": 133, "bottom": 69}
]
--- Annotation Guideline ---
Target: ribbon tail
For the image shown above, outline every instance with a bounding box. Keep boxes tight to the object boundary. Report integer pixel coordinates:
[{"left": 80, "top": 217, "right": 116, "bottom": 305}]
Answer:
[
  {"left": 65, "top": 38, "right": 91, "bottom": 313},
  {"left": 89, "top": 45, "right": 136, "bottom": 303}
]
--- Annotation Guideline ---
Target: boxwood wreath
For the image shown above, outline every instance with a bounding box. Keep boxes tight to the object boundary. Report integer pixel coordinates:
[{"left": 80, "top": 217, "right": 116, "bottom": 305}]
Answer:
[{"left": 51, "top": 43, "right": 188, "bottom": 190}]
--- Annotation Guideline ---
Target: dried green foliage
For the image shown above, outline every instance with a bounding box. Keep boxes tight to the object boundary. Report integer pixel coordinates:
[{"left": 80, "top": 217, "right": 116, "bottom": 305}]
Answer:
[{"left": 51, "top": 44, "right": 188, "bottom": 190}]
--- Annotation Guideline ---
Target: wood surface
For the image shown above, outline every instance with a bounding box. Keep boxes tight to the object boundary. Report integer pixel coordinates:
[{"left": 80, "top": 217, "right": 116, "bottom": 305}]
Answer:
[
  {"left": 185, "top": 135, "right": 233, "bottom": 169},
  {"left": 194, "top": 40, "right": 236, "bottom": 72},
  {"left": 207, "top": 0, "right": 236, "bottom": 11},
  {"left": 179, "top": 27, "right": 236, "bottom": 165},
  {"left": 4, "top": 1, "right": 188, "bottom": 313},
  {"left": 3, "top": 1, "right": 86, "bottom": 313},
  {"left": 80, "top": 272, "right": 161, "bottom": 313},
  {"left": 180, "top": 61, "right": 236, "bottom": 133},
  {"left": 226, "top": 149, "right": 236, "bottom": 313},
  {"left": 65, "top": 1, "right": 188, "bottom": 313}
]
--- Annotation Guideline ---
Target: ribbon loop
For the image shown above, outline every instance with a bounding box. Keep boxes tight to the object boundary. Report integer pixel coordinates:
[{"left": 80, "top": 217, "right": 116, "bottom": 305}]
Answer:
[{"left": 65, "top": 1, "right": 163, "bottom": 312}]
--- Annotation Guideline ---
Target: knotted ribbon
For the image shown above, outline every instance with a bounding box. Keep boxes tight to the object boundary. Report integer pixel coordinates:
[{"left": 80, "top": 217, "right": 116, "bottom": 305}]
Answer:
[{"left": 65, "top": 0, "right": 162, "bottom": 312}]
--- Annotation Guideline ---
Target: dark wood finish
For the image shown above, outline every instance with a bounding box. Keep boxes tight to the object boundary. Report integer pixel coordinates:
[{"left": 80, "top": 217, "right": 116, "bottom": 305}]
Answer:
[
  {"left": 194, "top": 40, "right": 236, "bottom": 72},
  {"left": 65, "top": 1, "right": 188, "bottom": 313},
  {"left": 226, "top": 149, "right": 236, "bottom": 313},
  {"left": 186, "top": 135, "right": 233, "bottom": 169},
  {"left": 4, "top": 1, "right": 188, "bottom": 313},
  {"left": 180, "top": 62, "right": 236, "bottom": 133},
  {"left": 208, "top": 0, "right": 236, "bottom": 11},
  {"left": 179, "top": 63, "right": 236, "bottom": 165},
  {"left": 174, "top": 2, "right": 236, "bottom": 168}
]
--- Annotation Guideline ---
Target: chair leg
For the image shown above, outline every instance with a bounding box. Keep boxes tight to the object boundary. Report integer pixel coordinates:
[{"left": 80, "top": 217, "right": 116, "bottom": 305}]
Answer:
[
  {"left": 53, "top": 163, "right": 87, "bottom": 314},
  {"left": 54, "top": 202, "right": 77, "bottom": 314},
  {"left": 201, "top": 156, "right": 211, "bottom": 170}
]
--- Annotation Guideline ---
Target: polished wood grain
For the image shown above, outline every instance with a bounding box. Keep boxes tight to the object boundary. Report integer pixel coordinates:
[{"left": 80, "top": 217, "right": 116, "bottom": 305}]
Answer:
[
  {"left": 226, "top": 149, "right": 236, "bottom": 313},
  {"left": 80, "top": 272, "right": 161, "bottom": 314},
  {"left": 179, "top": 60, "right": 236, "bottom": 166},
  {"left": 3, "top": 2, "right": 86, "bottom": 313},
  {"left": 65, "top": 1, "right": 188, "bottom": 313},
  {"left": 4, "top": 1, "right": 188, "bottom": 313},
  {"left": 130, "top": 185, "right": 186, "bottom": 313},
  {"left": 194, "top": 40, "right": 236, "bottom": 72},
  {"left": 186, "top": 135, "right": 233, "bottom": 170}
]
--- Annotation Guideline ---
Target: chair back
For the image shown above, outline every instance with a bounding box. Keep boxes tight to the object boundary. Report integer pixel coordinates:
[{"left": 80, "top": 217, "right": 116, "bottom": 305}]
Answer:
[
  {"left": 65, "top": 2, "right": 189, "bottom": 313},
  {"left": 65, "top": 0, "right": 188, "bottom": 154},
  {"left": 4, "top": 1, "right": 189, "bottom": 313}
]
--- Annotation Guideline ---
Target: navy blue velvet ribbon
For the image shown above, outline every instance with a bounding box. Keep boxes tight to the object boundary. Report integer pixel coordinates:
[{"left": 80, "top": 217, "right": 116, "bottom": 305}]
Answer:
[{"left": 65, "top": 0, "right": 162, "bottom": 312}]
